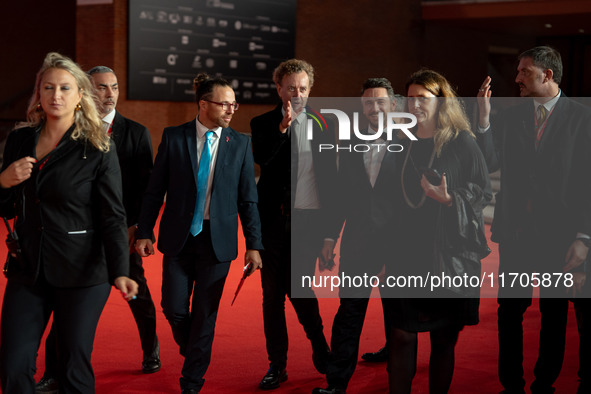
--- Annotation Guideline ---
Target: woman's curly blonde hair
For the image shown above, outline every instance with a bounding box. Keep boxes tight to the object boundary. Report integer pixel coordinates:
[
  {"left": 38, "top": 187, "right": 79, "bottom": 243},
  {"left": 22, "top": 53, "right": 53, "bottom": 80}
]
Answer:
[{"left": 20, "top": 52, "right": 109, "bottom": 152}]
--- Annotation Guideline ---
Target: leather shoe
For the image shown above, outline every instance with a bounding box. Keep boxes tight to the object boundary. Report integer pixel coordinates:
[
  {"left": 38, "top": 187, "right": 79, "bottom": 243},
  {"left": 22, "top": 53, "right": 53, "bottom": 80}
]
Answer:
[
  {"left": 143, "top": 341, "right": 161, "bottom": 373},
  {"left": 35, "top": 377, "right": 59, "bottom": 394},
  {"left": 142, "top": 356, "right": 161, "bottom": 373},
  {"left": 181, "top": 389, "right": 200, "bottom": 394},
  {"left": 361, "top": 345, "right": 388, "bottom": 362},
  {"left": 259, "top": 367, "right": 288, "bottom": 390},
  {"left": 312, "top": 344, "right": 330, "bottom": 374},
  {"left": 312, "top": 386, "right": 347, "bottom": 394}
]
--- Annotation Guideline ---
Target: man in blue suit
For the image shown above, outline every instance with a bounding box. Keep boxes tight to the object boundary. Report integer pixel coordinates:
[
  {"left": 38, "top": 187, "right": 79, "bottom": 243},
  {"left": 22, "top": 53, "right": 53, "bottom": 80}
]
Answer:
[{"left": 135, "top": 73, "right": 263, "bottom": 394}]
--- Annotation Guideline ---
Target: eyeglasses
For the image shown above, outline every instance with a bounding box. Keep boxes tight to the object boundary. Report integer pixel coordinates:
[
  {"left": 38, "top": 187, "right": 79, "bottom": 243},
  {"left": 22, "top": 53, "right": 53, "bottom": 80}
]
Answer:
[{"left": 204, "top": 100, "right": 239, "bottom": 111}]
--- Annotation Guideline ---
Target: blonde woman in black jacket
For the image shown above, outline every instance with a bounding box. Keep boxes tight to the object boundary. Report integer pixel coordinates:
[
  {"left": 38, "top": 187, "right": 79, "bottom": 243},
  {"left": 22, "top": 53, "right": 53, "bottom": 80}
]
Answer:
[{"left": 0, "top": 52, "right": 138, "bottom": 393}]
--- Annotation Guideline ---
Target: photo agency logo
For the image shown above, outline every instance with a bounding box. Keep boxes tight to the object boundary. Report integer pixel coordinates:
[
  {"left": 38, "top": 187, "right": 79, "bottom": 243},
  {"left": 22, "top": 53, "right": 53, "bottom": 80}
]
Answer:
[
  {"left": 303, "top": 98, "right": 418, "bottom": 153},
  {"left": 304, "top": 108, "right": 328, "bottom": 133}
]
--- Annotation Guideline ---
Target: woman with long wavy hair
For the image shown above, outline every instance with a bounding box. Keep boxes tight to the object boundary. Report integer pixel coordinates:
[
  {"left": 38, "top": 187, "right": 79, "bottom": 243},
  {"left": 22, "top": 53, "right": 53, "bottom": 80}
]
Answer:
[
  {"left": 385, "top": 69, "right": 491, "bottom": 393},
  {"left": 0, "top": 52, "right": 138, "bottom": 393}
]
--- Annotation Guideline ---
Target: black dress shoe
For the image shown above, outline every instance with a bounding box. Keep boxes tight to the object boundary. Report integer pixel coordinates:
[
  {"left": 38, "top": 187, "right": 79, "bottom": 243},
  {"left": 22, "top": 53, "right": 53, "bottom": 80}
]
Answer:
[
  {"left": 142, "top": 356, "right": 161, "bottom": 373},
  {"left": 142, "top": 341, "right": 161, "bottom": 373},
  {"left": 361, "top": 345, "right": 388, "bottom": 362},
  {"left": 35, "top": 377, "right": 59, "bottom": 394},
  {"left": 259, "top": 367, "right": 288, "bottom": 390},
  {"left": 312, "top": 386, "right": 347, "bottom": 394},
  {"left": 181, "top": 389, "right": 200, "bottom": 394},
  {"left": 143, "top": 341, "right": 161, "bottom": 373},
  {"left": 312, "top": 344, "right": 330, "bottom": 374}
]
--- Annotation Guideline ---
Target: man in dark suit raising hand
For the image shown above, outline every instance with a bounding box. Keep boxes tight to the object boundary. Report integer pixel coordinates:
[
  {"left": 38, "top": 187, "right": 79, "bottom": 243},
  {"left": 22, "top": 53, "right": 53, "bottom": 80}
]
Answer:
[
  {"left": 476, "top": 46, "right": 591, "bottom": 394},
  {"left": 251, "top": 59, "right": 338, "bottom": 390}
]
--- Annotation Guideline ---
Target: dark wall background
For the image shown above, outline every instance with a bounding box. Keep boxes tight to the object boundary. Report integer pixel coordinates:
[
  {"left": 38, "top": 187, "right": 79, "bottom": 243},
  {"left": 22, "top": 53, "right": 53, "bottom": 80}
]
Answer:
[
  {"left": 1, "top": 0, "right": 590, "bottom": 157},
  {"left": 0, "top": 1, "right": 76, "bottom": 121},
  {"left": 0, "top": 0, "right": 76, "bottom": 159}
]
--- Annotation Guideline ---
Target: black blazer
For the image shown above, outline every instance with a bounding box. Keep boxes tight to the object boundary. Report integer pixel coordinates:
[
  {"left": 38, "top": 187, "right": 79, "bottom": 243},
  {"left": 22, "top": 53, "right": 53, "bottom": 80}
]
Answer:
[
  {"left": 251, "top": 104, "right": 339, "bottom": 239},
  {"left": 336, "top": 134, "right": 399, "bottom": 263},
  {"left": 110, "top": 111, "right": 153, "bottom": 226},
  {"left": 0, "top": 126, "right": 129, "bottom": 287},
  {"left": 477, "top": 96, "right": 591, "bottom": 245},
  {"left": 136, "top": 119, "right": 263, "bottom": 260}
]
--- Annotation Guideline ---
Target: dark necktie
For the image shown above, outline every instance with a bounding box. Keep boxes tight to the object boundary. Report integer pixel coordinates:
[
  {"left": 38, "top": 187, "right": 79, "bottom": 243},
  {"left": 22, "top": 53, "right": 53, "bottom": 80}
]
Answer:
[{"left": 535, "top": 105, "right": 547, "bottom": 148}]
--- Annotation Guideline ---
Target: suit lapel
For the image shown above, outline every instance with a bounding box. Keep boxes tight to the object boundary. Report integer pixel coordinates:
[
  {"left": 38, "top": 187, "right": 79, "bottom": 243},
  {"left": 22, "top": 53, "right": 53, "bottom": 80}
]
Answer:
[
  {"left": 536, "top": 97, "right": 565, "bottom": 153},
  {"left": 374, "top": 149, "right": 396, "bottom": 189},
  {"left": 215, "top": 128, "right": 230, "bottom": 179},
  {"left": 351, "top": 131, "right": 392, "bottom": 190},
  {"left": 38, "top": 140, "right": 78, "bottom": 176},
  {"left": 291, "top": 123, "right": 298, "bottom": 208},
  {"left": 110, "top": 111, "right": 124, "bottom": 146},
  {"left": 513, "top": 104, "right": 535, "bottom": 157},
  {"left": 348, "top": 136, "right": 372, "bottom": 190},
  {"left": 38, "top": 126, "right": 78, "bottom": 171},
  {"left": 185, "top": 119, "right": 199, "bottom": 186}
]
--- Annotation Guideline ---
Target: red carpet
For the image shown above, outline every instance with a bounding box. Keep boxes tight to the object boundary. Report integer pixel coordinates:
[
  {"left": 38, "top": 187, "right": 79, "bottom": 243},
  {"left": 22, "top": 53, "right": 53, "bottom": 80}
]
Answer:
[{"left": 0, "top": 213, "right": 582, "bottom": 393}]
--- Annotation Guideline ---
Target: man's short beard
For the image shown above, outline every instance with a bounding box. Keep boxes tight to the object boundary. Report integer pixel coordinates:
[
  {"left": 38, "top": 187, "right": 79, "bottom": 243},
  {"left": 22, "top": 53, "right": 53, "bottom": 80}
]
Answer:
[{"left": 101, "top": 106, "right": 115, "bottom": 117}]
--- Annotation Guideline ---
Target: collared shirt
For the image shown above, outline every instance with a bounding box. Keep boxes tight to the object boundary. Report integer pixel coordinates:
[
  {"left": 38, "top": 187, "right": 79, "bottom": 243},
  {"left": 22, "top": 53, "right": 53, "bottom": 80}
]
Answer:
[
  {"left": 533, "top": 91, "right": 560, "bottom": 150},
  {"left": 477, "top": 90, "right": 562, "bottom": 134},
  {"left": 480, "top": 91, "right": 588, "bottom": 240},
  {"left": 534, "top": 91, "right": 589, "bottom": 240},
  {"left": 284, "top": 107, "right": 321, "bottom": 210},
  {"left": 363, "top": 126, "right": 387, "bottom": 187},
  {"left": 533, "top": 90, "right": 561, "bottom": 116},
  {"left": 196, "top": 116, "right": 222, "bottom": 219},
  {"left": 102, "top": 109, "right": 116, "bottom": 133}
]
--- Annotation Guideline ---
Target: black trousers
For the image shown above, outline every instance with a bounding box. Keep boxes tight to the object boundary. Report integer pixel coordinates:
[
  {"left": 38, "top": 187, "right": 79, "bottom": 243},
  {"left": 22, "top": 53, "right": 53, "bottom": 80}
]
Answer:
[
  {"left": 325, "top": 248, "right": 389, "bottom": 389},
  {"left": 42, "top": 252, "right": 159, "bottom": 377},
  {"left": 0, "top": 278, "right": 110, "bottom": 394},
  {"left": 326, "top": 297, "right": 370, "bottom": 389},
  {"left": 160, "top": 223, "right": 231, "bottom": 392},
  {"left": 128, "top": 252, "right": 159, "bottom": 357},
  {"left": 497, "top": 240, "right": 569, "bottom": 393},
  {"left": 260, "top": 209, "right": 326, "bottom": 369}
]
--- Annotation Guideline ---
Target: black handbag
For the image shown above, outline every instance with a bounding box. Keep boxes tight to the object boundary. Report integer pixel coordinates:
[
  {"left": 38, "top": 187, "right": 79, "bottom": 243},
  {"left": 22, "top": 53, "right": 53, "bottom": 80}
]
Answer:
[
  {"left": 432, "top": 197, "right": 491, "bottom": 298},
  {"left": 3, "top": 217, "right": 22, "bottom": 278}
]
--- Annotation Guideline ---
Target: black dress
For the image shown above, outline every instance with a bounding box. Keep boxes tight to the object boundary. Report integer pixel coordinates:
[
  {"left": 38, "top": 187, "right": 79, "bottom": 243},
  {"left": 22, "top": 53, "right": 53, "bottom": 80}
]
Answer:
[{"left": 386, "top": 131, "right": 491, "bottom": 332}]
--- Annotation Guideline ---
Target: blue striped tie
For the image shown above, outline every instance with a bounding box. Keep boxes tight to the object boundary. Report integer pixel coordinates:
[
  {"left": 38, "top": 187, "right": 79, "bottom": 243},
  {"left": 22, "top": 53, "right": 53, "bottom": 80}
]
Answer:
[{"left": 190, "top": 131, "right": 214, "bottom": 236}]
